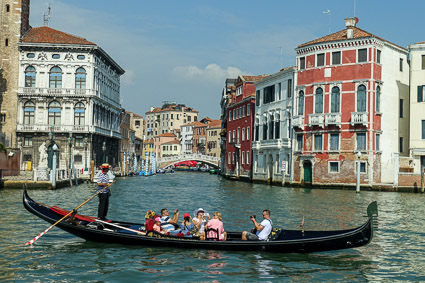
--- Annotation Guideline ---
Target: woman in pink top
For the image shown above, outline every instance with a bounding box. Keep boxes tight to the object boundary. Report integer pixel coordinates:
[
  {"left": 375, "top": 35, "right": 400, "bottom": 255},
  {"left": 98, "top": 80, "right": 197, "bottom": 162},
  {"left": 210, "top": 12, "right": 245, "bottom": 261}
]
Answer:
[
  {"left": 153, "top": 215, "right": 165, "bottom": 234},
  {"left": 206, "top": 212, "right": 227, "bottom": 241}
]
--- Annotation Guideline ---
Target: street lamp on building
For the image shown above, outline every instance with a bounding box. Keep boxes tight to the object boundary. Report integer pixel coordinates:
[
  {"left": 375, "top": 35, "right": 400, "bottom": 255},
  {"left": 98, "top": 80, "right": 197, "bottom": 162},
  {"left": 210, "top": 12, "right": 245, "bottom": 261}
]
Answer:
[
  {"left": 102, "top": 141, "right": 106, "bottom": 163},
  {"left": 68, "top": 131, "right": 73, "bottom": 171},
  {"left": 48, "top": 125, "right": 54, "bottom": 169},
  {"left": 84, "top": 137, "right": 88, "bottom": 172}
]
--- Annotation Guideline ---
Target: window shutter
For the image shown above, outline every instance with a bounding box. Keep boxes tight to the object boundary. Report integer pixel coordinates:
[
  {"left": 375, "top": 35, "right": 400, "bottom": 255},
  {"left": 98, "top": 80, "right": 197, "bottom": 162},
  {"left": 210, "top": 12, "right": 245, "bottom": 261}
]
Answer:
[{"left": 418, "top": 86, "right": 423, "bottom": 102}]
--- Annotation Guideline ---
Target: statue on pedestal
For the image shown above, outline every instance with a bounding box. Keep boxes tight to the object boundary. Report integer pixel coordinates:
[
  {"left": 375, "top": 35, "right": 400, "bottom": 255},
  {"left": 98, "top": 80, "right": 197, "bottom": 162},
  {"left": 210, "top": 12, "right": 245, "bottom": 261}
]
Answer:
[{"left": 38, "top": 142, "right": 48, "bottom": 168}]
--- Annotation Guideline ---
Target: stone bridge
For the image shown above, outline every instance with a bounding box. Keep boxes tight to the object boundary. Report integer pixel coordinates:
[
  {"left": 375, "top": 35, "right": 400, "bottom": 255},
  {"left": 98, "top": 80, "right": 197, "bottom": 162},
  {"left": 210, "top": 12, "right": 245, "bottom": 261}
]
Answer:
[{"left": 157, "top": 154, "right": 220, "bottom": 169}]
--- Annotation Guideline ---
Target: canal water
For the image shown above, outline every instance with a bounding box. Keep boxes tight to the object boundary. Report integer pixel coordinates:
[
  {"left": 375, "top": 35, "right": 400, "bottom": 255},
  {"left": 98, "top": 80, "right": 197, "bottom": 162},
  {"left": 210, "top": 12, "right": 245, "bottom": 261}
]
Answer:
[{"left": 1, "top": 172, "right": 424, "bottom": 282}]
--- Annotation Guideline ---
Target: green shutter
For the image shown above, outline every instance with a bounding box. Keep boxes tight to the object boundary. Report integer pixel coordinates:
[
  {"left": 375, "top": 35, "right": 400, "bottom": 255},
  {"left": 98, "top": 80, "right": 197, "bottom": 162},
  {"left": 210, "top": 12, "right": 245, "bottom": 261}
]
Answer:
[{"left": 418, "top": 85, "right": 423, "bottom": 102}]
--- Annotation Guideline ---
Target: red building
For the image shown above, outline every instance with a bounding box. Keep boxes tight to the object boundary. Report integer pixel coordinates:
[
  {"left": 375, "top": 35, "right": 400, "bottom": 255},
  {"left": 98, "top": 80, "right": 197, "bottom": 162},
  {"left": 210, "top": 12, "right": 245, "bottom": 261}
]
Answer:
[
  {"left": 293, "top": 18, "right": 409, "bottom": 186},
  {"left": 226, "top": 75, "right": 265, "bottom": 179}
]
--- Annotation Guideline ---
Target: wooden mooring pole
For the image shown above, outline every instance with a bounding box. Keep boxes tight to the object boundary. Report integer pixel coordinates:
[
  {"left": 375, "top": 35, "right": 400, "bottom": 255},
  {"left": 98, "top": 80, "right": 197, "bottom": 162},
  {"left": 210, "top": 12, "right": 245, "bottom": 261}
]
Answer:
[{"left": 421, "top": 165, "right": 424, "bottom": 193}]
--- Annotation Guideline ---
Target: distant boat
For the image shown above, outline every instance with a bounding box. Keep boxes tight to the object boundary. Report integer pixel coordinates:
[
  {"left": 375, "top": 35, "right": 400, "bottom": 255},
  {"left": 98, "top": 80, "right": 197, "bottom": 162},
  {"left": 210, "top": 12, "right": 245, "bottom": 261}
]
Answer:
[
  {"left": 92, "top": 170, "right": 115, "bottom": 183},
  {"left": 209, "top": 169, "right": 218, "bottom": 174}
]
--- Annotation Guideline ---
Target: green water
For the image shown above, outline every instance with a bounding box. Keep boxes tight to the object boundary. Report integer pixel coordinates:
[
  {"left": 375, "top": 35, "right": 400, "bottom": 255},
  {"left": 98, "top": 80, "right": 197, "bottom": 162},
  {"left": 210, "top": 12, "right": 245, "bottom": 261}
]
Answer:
[{"left": 1, "top": 172, "right": 424, "bottom": 282}]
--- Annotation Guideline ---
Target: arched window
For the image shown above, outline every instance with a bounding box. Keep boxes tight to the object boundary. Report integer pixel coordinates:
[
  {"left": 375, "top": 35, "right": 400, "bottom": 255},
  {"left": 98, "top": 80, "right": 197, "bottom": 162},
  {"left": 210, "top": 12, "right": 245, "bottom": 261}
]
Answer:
[
  {"left": 23, "top": 101, "right": 35, "bottom": 125},
  {"left": 48, "top": 101, "right": 61, "bottom": 125},
  {"left": 74, "top": 102, "right": 85, "bottom": 125},
  {"left": 331, "top": 86, "right": 340, "bottom": 113},
  {"left": 376, "top": 86, "right": 381, "bottom": 112},
  {"left": 49, "top": 66, "right": 62, "bottom": 88},
  {"left": 75, "top": 67, "right": 86, "bottom": 89},
  {"left": 298, "top": 90, "right": 304, "bottom": 115},
  {"left": 357, "top": 85, "right": 367, "bottom": 112},
  {"left": 315, "top": 87, "right": 323, "bottom": 113},
  {"left": 25, "top": 66, "right": 36, "bottom": 87}
]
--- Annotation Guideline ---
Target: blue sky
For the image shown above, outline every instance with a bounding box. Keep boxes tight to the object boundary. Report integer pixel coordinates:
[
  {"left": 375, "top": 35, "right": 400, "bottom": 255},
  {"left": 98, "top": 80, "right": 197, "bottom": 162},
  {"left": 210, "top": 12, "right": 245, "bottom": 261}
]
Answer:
[{"left": 29, "top": 0, "right": 424, "bottom": 119}]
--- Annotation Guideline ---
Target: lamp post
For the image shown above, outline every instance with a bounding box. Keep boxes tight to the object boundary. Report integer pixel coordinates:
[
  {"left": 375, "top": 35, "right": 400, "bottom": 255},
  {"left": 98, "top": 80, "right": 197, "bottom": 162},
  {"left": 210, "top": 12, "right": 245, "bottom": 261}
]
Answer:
[
  {"left": 51, "top": 144, "right": 58, "bottom": 188},
  {"left": 102, "top": 141, "right": 106, "bottom": 163},
  {"left": 68, "top": 131, "right": 73, "bottom": 170},
  {"left": 48, "top": 125, "right": 54, "bottom": 169},
  {"left": 356, "top": 151, "right": 361, "bottom": 193},
  {"left": 84, "top": 137, "right": 88, "bottom": 172}
]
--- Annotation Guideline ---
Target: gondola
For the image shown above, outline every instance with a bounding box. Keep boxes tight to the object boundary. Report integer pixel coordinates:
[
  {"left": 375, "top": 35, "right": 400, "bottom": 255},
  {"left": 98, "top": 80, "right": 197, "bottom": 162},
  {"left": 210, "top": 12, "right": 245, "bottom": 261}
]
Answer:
[{"left": 23, "top": 189, "right": 378, "bottom": 253}]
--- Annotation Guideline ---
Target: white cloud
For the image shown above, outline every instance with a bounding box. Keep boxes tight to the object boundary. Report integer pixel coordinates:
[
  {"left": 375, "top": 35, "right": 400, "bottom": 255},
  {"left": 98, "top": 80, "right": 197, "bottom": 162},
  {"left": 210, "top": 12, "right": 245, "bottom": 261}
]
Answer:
[{"left": 172, "top": 64, "right": 244, "bottom": 83}]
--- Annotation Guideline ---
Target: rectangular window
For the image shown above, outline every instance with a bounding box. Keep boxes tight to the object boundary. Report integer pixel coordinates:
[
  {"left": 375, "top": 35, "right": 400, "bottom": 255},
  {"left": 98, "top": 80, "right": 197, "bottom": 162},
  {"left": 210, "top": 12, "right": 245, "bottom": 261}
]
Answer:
[
  {"left": 358, "top": 48, "right": 367, "bottom": 63},
  {"left": 74, "top": 155, "right": 82, "bottom": 163},
  {"left": 246, "top": 151, "right": 250, "bottom": 164},
  {"left": 24, "top": 136, "right": 32, "bottom": 146},
  {"left": 241, "top": 151, "right": 245, "bottom": 165},
  {"left": 332, "top": 51, "right": 341, "bottom": 65},
  {"left": 376, "top": 134, "right": 381, "bottom": 151},
  {"left": 247, "top": 126, "right": 250, "bottom": 140},
  {"left": 242, "top": 128, "right": 245, "bottom": 141},
  {"left": 418, "top": 85, "right": 425, "bottom": 102},
  {"left": 377, "top": 50, "right": 381, "bottom": 64},
  {"left": 228, "top": 131, "right": 231, "bottom": 142},
  {"left": 277, "top": 83, "right": 281, "bottom": 100},
  {"left": 314, "top": 134, "right": 322, "bottom": 151},
  {"left": 360, "top": 162, "right": 366, "bottom": 173},
  {"left": 300, "top": 57, "right": 305, "bottom": 70},
  {"left": 228, "top": 152, "right": 231, "bottom": 164},
  {"left": 400, "top": 99, "right": 404, "bottom": 118},
  {"left": 242, "top": 106, "right": 245, "bottom": 117},
  {"left": 233, "top": 130, "right": 235, "bottom": 143},
  {"left": 329, "top": 161, "right": 339, "bottom": 173},
  {"left": 329, "top": 134, "right": 339, "bottom": 151},
  {"left": 233, "top": 110, "right": 235, "bottom": 120},
  {"left": 399, "top": 137, "right": 404, "bottom": 153},
  {"left": 232, "top": 152, "right": 235, "bottom": 164},
  {"left": 247, "top": 104, "right": 250, "bottom": 116},
  {"left": 256, "top": 90, "right": 260, "bottom": 106},
  {"left": 422, "top": 55, "right": 425, "bottom": 70},
  {"left": 297, "top": 134, "right": 303, "bottom": 151},
  {"left": 228, "top": 111, "right": 231, "bottom": 121},
  {"left": 75, "top": 136, "right": 83, "bottom": 147},
  {"left": 357, "top": 133, "right": 366, "bottom": 151},
  {"left": 422, "top": 120, "right": 425, "bottom": 139},
  {"left": 317, "top": 53, "right": 325, "bottom": 67},
  {"left": 400, "top": 58, "right": 403, "bottom": 71},
  {"left": 287, "top": 79, "right": 292, "bottom": 98}
]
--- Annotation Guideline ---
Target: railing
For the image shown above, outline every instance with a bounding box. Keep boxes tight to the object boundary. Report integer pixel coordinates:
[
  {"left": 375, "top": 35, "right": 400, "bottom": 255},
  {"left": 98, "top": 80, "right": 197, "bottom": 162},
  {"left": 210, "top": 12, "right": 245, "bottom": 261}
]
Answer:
[
  {"left": 351, "top": 112, "right": 368, "bottom": 126},
  {"left": 308, "top": 113, "right": 324, "bottom": 127},
  {"left": 20, "top": 87, "right": 96, "bottom": 97},
  {"left": 158, "top": 153, "right": 220, "bottom": 164},
  {"left": 325, "top": 113, "right": 342, "bottom": 127},
  {"left": 17, "top": 124, "right": 121, "bottom": 138},
  {"left": 292, "top": 115, "right": 304, "bottom": 129}
]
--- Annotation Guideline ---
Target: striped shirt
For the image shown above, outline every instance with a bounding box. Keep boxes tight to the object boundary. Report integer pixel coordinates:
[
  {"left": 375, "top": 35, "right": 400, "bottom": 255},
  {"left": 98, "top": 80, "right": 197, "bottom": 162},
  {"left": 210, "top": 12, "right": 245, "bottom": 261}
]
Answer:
[{"left": 97, "top": 172, "right": 110, "bottom": 193}]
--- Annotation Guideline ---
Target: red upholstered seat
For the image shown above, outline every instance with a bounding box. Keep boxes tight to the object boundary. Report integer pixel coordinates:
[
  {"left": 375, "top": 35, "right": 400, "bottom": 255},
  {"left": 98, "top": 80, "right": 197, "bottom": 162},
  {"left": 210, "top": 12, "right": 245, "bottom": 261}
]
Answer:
[{"left": 50, "top": 206, "right": 97, "bottom": 222}]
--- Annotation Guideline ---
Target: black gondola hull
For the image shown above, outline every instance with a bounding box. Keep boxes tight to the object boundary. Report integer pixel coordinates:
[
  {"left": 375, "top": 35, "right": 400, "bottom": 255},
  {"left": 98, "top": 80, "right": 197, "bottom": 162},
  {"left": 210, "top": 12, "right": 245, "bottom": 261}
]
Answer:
[{"left": 23, "top": 189, "right": 377, "bottom": 253}]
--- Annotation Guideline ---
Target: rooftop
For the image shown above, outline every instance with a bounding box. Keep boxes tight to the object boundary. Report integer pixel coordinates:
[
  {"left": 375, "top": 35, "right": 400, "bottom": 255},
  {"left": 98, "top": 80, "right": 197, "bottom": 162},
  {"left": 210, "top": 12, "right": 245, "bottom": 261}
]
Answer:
[{"left": 21, "top": 26, "right": 96, "bottom": 45}]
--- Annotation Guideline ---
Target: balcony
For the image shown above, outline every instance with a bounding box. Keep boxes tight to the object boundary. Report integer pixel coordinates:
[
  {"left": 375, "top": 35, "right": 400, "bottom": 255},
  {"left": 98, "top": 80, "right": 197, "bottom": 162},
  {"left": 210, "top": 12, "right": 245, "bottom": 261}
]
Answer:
[
  {"left": 19, "top": 87, "right": 96, "bottom": 97},
  {"left": 292, "top": 115, "right": 305, "bottom": 130},
  {"left": 17, "top": 124, "right": 91, "bottom": 133},
  {"left": 308, "top": 113, "right": 324, "bottom": 128},
  {"left": 325, "top": 113, "right": 342, "bottom": 127},
  {"left": 351, "top": 112, "right": 368, "bottom": 126}
]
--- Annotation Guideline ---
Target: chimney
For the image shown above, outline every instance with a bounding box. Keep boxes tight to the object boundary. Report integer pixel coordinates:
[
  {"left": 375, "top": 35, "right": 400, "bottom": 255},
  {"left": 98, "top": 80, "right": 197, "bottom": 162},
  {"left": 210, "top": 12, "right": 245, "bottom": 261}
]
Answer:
[{"left": 345, "top": 17, "right": 356, "bottom": 39}]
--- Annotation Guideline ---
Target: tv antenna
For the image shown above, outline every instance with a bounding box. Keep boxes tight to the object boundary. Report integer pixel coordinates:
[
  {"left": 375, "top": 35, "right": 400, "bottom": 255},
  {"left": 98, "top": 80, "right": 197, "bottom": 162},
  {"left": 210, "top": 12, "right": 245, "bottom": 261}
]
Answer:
[
  {"left": 43, "top": 3, "right": 51, "bottom": 26},
  {"left": 323, "top": 9, "right": 332, "bottom": 34}
]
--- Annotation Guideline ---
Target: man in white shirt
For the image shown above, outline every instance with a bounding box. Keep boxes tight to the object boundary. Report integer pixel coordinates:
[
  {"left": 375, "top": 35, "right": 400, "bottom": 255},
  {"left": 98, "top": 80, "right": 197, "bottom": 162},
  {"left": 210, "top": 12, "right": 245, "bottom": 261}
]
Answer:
[{"left": 242, "top": 209, "right": 273, "bottom": 241}]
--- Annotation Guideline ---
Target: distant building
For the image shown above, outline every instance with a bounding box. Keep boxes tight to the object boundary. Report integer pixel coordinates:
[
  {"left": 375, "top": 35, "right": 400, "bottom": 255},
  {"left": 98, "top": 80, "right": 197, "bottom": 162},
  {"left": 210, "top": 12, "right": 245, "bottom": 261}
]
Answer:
[
  {"left": 252, "top": 67, "right": 296, "bottom": 184},
  {"left": 154, "top": 133, "right": 178, "bottom": 158},
  {"left": 145, "top": 102, "right": 198, "bottom": 140},
  {"left": 293, "top": 18, "right": 409, "bottom": 187},
  {"left": 128, "top": 111, "right": 145, "bottom": 140},
  {"left": 181, "top": 122, "right": 195, "bottom": 155},
  {"left": 226, "top": 75, "right": 265, "bottom": 180},
  {"left": 193, "top": 118, "right": 212, "bottom": 155},
  {"left": 219, "top": 79, "right": 236, "bottom": 175},
  {"left": 206, "top": 120, "right": 221, "bottom": 158},
  {"left": 161, "top": 140, "right": 181, "bottom": 158}
]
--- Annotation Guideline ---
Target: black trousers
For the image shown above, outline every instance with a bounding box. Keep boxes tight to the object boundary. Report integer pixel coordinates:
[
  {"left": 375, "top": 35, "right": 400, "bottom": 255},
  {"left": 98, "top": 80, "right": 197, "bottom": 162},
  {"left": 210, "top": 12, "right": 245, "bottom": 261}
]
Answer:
[{"left": 98, "top": 193, "right": 110, "bottom": 220}]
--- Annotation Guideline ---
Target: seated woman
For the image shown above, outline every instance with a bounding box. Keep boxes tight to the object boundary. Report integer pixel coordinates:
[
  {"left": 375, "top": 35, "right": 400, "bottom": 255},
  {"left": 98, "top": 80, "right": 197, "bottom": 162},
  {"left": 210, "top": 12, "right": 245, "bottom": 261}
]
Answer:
[
  {"left": 180, "top": 213, "right": 195, "bottom": 235},
  {"left": 206, "top": 211, "right": 227, "bottom": 241},
  {"left": 153, "top": 215, "right": 165, "bottom": 234},
  {"left": 192, "top": 208, "right": 210, "bottom": 240},
  {"left": 143, "top": 210, "right": 156, "bottom": 231}
]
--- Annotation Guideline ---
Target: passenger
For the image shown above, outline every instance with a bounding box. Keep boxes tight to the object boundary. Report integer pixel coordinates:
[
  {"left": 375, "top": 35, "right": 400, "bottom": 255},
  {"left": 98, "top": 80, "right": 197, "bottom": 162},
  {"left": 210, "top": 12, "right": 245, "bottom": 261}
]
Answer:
[
  {"left": 241, "top": 209, "right": 273, "bottom": 241},
  {"left": 153, "top": 215, "right": 165, "bottom": 234},
  {"left": 160, "top": 208, "right": 180, "bottom": 231},
  {"left": 180, "top": 213, "right": 194, "bottom": 234},
  {"left": 206, "top": 211, "right": 227, "bottom": 241},
  {"left": 193, "top": 208, "right": 210, "bottom": 240},
  {"left": 144, "top": 210, "right": 156, "bottom": 231}
]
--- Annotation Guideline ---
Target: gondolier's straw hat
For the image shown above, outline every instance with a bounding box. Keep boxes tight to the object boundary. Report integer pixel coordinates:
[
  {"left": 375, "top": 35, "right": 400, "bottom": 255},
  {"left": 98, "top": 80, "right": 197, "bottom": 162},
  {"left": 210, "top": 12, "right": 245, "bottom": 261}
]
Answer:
[{"left": 101, "top": 163, "right": 110, "bottom": 169}]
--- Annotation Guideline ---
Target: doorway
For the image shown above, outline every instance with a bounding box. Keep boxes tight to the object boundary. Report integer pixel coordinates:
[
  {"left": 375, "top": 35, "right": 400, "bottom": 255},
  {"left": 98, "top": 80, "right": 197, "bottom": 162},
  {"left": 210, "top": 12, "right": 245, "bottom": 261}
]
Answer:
[{"left": 303, "top": 160, "right": 312, "bottom": 183}]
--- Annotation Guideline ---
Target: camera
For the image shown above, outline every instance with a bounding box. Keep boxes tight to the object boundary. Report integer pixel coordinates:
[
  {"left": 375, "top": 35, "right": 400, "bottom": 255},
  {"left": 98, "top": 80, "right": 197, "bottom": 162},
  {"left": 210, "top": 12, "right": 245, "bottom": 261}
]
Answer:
[{"left": 250, "top": 215, "right": 256, "bottom": 219}]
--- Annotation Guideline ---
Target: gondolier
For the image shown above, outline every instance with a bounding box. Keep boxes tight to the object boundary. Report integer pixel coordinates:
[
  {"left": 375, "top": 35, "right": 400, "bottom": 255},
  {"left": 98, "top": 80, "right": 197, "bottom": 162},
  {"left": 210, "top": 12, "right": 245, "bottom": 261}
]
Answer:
[{"left": 97, "top": 163, "right": 111, "bottom": 220}]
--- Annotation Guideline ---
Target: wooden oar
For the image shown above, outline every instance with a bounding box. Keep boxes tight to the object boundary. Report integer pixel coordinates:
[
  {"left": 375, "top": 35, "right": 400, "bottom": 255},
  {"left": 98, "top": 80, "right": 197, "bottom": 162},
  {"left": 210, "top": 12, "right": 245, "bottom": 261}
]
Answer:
[
  {"left": 25, "top": 182, "right": 114, "bottom": 246},
  {"left": 96, "top": 219, "right": 146, "bottom": 235}
]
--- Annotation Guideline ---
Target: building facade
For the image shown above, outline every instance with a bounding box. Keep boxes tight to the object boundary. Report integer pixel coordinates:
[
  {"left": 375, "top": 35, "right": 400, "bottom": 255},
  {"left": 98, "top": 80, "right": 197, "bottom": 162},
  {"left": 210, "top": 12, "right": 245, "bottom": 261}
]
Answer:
[
  {"left": 293, "top": 18, "right": 409, "bottom": 186},
  {"left": 252, "top": 67, "right": 296, "bottom": 184},
  {"left": 206, "top": 120, "right": 221, "bottom": 158},
  {"left": 408, "top": 42, "right": 425, "bottom": 174},
  {"left": 17, "top": 26, "right": 124, "bottom": 174},
  {"left": 226, "top": 75, "right": 265, "bottom": 180},
  {"left": 0, "top": 0, "right": 30, "bottom": 147},
  {"left": 219, "top": 78, "right": 236, "bottom": 175},
  {"left": 181, "top": 123, "right": 194, "bottom": 155}
]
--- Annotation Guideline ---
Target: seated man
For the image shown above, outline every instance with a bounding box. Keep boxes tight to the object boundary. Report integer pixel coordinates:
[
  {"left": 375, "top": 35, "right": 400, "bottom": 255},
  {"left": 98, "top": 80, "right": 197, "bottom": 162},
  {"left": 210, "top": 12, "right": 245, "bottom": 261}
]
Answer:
[
  {"left": 160, "top": 208, "right": 180, "bottom": 231},
  {"left": 241, "top": 209, "right": 273, "bottom": 241}
]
